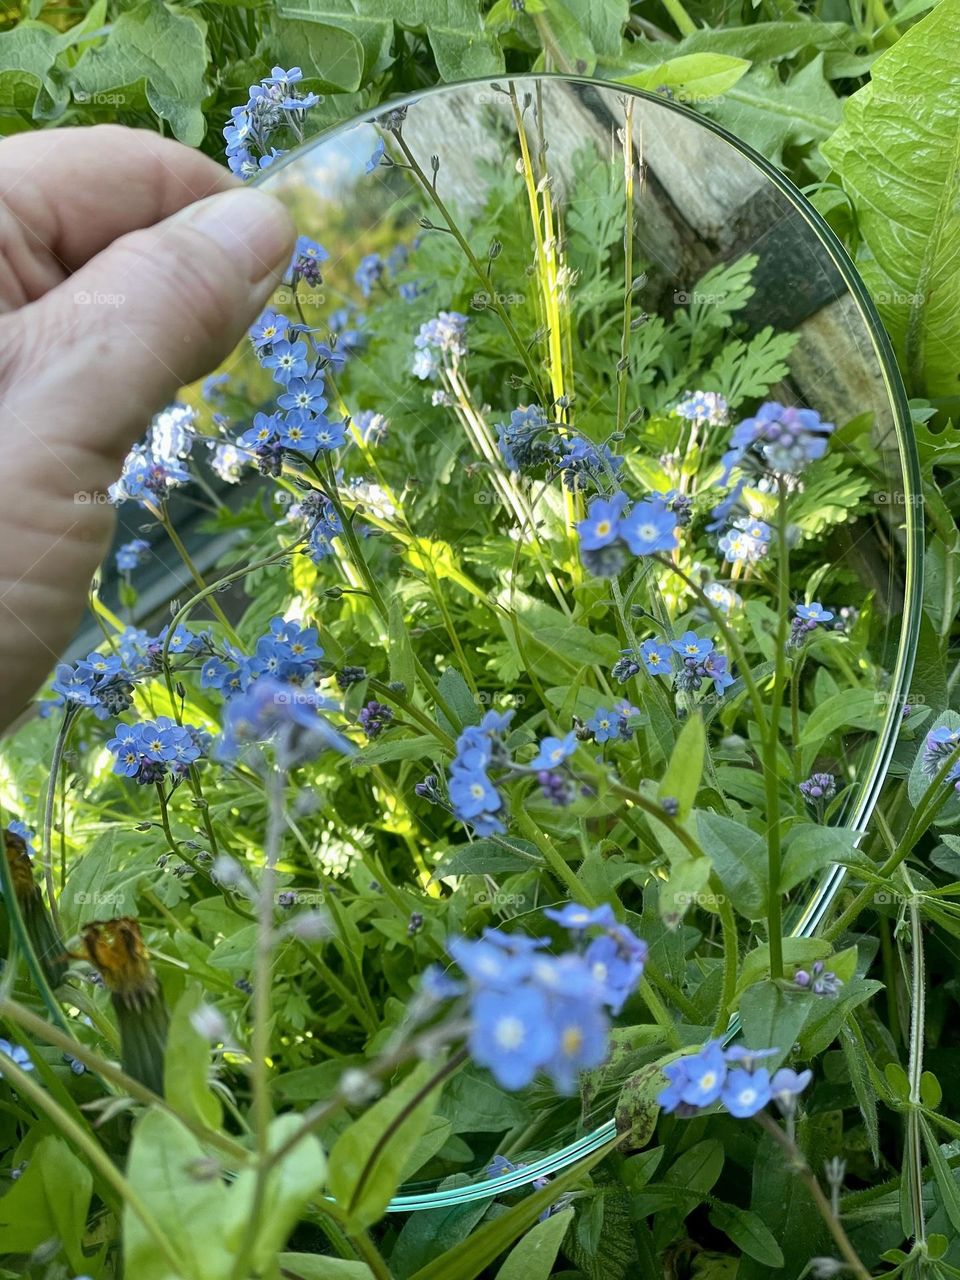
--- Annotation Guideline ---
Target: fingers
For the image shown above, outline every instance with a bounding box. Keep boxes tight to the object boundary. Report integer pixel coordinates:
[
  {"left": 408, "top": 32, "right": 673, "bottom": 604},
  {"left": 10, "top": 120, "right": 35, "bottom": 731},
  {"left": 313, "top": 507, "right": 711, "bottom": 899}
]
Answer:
[
  {"left": 0, "top": 125, "right": 238, "bottom": 305},
  {"left": 1, "top": 184, "right": 296, "bottom": 482}
]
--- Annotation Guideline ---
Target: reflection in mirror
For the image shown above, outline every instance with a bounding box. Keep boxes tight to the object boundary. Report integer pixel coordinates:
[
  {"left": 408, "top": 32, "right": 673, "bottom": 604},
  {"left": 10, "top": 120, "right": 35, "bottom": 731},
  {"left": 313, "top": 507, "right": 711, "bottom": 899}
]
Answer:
[{"left": 17, "top": 76, "right": 920, "bottom": 1211}]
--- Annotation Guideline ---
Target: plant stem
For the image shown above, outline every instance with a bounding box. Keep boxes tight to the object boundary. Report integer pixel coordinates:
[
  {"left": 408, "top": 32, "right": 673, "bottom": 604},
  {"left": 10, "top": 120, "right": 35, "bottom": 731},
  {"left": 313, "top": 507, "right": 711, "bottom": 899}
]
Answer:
[
  {"left": 753, "top": 1111, "right": 871, "bottom": 1280},
  {"left": 763, "top": 482, "right": 792, "bottom": 979}
]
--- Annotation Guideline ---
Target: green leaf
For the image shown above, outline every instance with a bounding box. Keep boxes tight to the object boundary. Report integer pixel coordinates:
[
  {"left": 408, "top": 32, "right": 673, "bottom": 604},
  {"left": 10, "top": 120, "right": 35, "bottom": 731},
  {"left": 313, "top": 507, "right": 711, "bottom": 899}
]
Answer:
[
  {"left": 696, "top": 811, "right": 768, "bottom": 920},
  {"left": 0, "top": 22, "right": 69, "bottom": 130},
  {"left": 435, "top": 667, "right": 480, "bottom": 734},
  {"left": 279, "top": 1258, "right": 373, "bottom": 1279},
  {"left": 921, "top": 1116, "right": 960, "bottom": 1234},
  {"left": 798, "top": 688, "right": 882, "bottom": 774},
  {"left": 908, "top": 711, "right": 960, "bottom": 807},
  {"left": 433, "top": 838, "right": 540, "bottom": 878},
  {"left": 737, "top": 938, "right": 832, "bottom": 993},
  {"left": 615, "top": 1059, "right": 666, "bottom": 1147},
  {"left": 821, "top": 0, "right": 960, "bottom": 398},
  {"left": 164, "top": 984, "right": 222, "bottom": 1130},
  {"left": 658, "top": 713, "right": 704, "bottom": 819},
  {"left": 660, "top": 856, "right": 712, "bottom": 927},
  {"left": 704, "top": 54, "right": 842, "bottom": 167},
  {"left": 536, "top": 0, "right": 596, "bottom": 74},
  {"left": 224, "top": 1115, "right": 327, "bottom": 1271},
  {"left": 70, "top": 1, "right": 209, "bottom": 144},
  {"left": 738, "top": 981, "right": 814, "bottom": 1072},
  {"left": 328, "top": 1059, "right": 445, "bottom": 1231},
  {"left": 708, "top": 1203, "right": 784, "bottom": 1267},
  {"left": 389, "top": 595, "right": 416, "bottom": 694},
  {"left": 496, "top": 1207, "right": 574, "bottom": 1280},
  {"left": 780, "top": 825, "right": 858, "bottom": 895},
  {"left": 410, "top": 1140, "right": 617, "bottom": 1280},
  {"left": 267, "top": 17, "right": 365, "bottom": 91},
  {"left": 0, "top": 1136, "right": 92, "bottom": 1274},
  {"left": 273, "top": 0, "right": 393, "bottom": 77},
  {"left": 619, "top": 53, "right": 750, "bottom": 101},
  {"left": 392, "top": 0, "right": 503, "bottom": 79},
  {"left": 125, "top": 1109, "right": 232, "bottom": 1280}
]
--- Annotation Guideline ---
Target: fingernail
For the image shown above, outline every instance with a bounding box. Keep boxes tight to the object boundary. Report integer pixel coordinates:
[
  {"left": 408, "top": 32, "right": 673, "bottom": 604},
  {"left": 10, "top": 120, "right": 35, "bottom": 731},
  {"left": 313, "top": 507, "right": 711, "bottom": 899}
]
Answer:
[{"left": 175, "top": 188, "right": 296, "bottom": 284}]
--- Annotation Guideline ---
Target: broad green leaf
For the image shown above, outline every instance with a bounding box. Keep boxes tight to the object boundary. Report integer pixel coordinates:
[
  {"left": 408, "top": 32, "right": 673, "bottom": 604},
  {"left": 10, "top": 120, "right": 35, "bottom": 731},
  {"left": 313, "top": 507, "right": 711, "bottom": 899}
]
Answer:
[
  {"left": 696, "top": 810, "right": 768, "bottom": 920},
  {"left": 619, "top": 53, "right": 750, "bottom": 101},
  {"left": 821, "top": 0, "right": 960, "bottom": 397},
  {"left": 125, "top": 1108, "right": 232, "bottom": 1280},
  {"left": 0, "top": 22, "right": 69, "bottom": 130},
  {"left": 267, "top": 17, "right": 365, "bottom": 92},
  {"left": 435, "top": 666, "right": 481, "bottom": 734},
  {"left": 908, "top": 711, "right": 960, "bottom": 807},
  {"left": 660, "top": 856, "right": 712, "bottom": 927},
  {"left": 70, "top": 1, "right": 209, "bottom": 144},
  {"left": 224, "top": 1115, "right": 327, "bottom": 1271},
  {"left": 798, "top": 688, "right": 882, "bottom": 774},
  {"left": 737, "top": 937, "right": 832, "bottom": 993},
  {"left": 704, "top": 54, "right": 842, "bottom": 167},
  {"left": 658, "top": 713, "right": 705, "bottom": 819},
  {"left": 496, "top": 1207, "right": 573, "bottom": 1280},
  {"left": 780, "top": 824, "right": 858, "bottom": 894},
  {"left": 708, "top": 1203, "right": 784, "bottom": 1267},
  {"left": 164, "top": 984, "right": 222, "bottom": 1130},
  {"left": 0, "top": 1136, "right": 92, "bottom": 1274},
  {"left": 328, "top": 1059, "right": 445, "bottom": 1230},
  {"left": 535, "top": 0, "right": 596, "bottom": 74},
  {"left": 392, "top": 0, "right": 504, "bottom": 79},
  {"left": 433, "top": 838, "right": 540, "bottom": 878},
  {"left": 411, "top": 1140, "right": 617, "bottom": 1280},
  {"left": 273, "top": 0, "right": 393, "bottom": 75},
  {"left": 738, "top": 981, "right": 814, "bottom": 1072},
  {"left": 279, "top": 1257, "right": 373, "bottom": 1279},
  {"left": 799, "top": 976, "right": 883, "bottom": 1056}
]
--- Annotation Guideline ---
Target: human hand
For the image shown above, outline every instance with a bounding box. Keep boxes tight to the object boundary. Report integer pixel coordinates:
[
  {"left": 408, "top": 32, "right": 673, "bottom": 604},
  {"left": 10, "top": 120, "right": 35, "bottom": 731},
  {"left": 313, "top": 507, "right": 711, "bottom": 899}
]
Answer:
[{"left": 0, "top": 124, "right": 296, "bottom": 732}]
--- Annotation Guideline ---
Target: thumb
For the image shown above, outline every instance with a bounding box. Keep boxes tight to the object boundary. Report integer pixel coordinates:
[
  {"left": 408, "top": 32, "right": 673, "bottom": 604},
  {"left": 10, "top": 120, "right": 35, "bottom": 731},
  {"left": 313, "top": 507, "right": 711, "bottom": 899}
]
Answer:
[{"left": 2, "top": 185, "right": 296, "bottom": 481}]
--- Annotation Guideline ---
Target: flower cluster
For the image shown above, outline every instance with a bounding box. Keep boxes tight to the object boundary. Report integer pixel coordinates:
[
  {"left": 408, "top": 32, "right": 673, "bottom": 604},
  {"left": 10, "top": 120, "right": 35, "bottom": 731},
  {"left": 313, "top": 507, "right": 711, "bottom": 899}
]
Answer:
[
  {"left": 110, "top": 404, "right": 196, "bottom": 507},
  {"left": 116, "top": 539, "right": 150, "bottom": 573},
  {"left": 447, "top": 710, "right": 514, "bottom": 836},
  {"left": 658, "top": 1041, "right": 811, "bottom": 1119},
  {"left": 223, "top": 67, "right": 320, "bottom": 180},
  {"left": 217, "top": 677, "right": 353, "bottom": 764},
  {"left": 494, "top": 408, "right": 623, "bottom": 493},
  {"left": 674, "top": 389, "right": 729, "bottom": 426},
  {"left": 584, "top": 706, "right": 634, "bottom": 744},
  {"left": 412, "top": 311, "right": 468, "bottom": 379},
  {"left": 577, "top": 492, "right": 678, "bottom": 577},
  {"left": 790, "top": 601, "right": 834, "bottom": 647},
  {"left": 201, "top": 617, "right": 325, "bottom": 701},
  {"left": 799, "top": 772, "right": 837, "bottom": 817},
  {"left": 449, "top": 903, "right": 647, "bottom": 1092},
  {"left": 612, "top": 632, "right": 732, "bottom": 697},
  {"left": 922, "top": 725, "right": 960, "bottom": 786},
  {"left": 51, "top": 651, "right": 136, "bottom": 720},
  {"left": 236, "top": 303, "right": 351, "bottom": 471},
  {"left": 718, "top": 516, "right": 771, "bottom": 564},
  {"left": 722, "top": 400, "right": 835, "bottom": 480},
  {"left": 107, "top": 717, "right": 207, "bottom": 784},
  {"left": 794, "top": 961, "right": 842, "bottom": 996}
]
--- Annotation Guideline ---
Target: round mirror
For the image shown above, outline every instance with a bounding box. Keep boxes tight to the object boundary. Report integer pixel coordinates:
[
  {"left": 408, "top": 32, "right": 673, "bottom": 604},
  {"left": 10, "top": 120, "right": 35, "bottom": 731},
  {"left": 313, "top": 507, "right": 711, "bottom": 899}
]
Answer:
[{"left": 24, "top": 74, "right": 922, "bottom": 1214}]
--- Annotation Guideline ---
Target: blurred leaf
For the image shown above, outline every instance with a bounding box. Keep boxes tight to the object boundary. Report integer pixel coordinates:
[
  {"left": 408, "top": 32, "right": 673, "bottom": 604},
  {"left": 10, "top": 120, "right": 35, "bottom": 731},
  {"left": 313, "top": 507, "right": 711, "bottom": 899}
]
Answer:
[
  {"left": 495, "top": 1207, "right": 573, "bottom": 1280},
  {"left": 164, "top": 984, "right": 222, "bottom": 1130}
]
